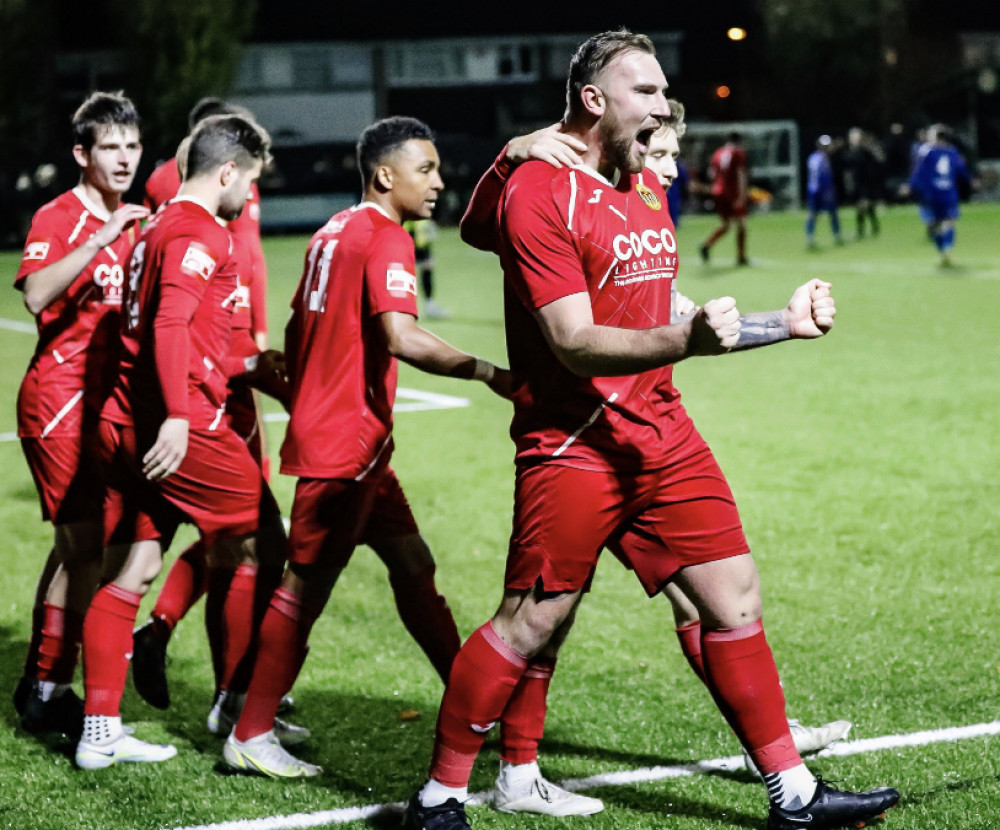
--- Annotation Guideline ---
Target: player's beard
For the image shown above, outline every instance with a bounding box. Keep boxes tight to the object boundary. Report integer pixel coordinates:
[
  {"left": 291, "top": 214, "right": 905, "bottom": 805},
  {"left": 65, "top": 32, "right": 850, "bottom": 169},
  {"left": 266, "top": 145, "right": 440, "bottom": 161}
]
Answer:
[
  {"left": 217, "top": 195, "right": 246, "bottom": 223},
  {"left": 599, "top": 109, "right": 644, "bottom": 174}
]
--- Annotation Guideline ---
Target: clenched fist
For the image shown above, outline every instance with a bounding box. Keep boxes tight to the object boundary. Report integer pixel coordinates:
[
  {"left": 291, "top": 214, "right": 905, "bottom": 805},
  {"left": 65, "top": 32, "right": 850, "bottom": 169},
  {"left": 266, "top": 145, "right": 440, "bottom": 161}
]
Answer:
[{"left": 689, "top": 296, "right": 741, "bottom": 355}]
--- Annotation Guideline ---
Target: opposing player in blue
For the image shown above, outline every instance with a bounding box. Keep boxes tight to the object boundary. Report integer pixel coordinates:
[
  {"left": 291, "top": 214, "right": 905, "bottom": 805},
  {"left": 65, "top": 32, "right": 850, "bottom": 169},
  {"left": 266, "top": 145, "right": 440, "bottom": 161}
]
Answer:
[
  {"left": 804, "top": 135, "right": 842, "bottom": 249},
  {"left": 907, "top": 124, "right": 972, "bottom": 267}
]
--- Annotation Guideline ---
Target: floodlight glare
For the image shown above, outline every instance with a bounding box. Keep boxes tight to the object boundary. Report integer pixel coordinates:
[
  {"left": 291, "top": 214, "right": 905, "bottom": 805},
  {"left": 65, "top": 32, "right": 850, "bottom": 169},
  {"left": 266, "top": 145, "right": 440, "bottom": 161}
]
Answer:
[{"left": 727, "top": 27, "right": 747, "bottom": 41}]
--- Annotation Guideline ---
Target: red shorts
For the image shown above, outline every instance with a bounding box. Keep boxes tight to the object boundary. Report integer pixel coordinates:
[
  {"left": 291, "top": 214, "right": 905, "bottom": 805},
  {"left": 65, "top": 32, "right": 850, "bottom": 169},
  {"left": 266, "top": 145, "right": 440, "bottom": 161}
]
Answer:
[
  {"left": 288, "top": 466, "right": 419, "bottom": 569},
  {"left": 714, "top": 197, "right": 748, "bottom": 220},
  {"left": 100, "top": 419, "right": 262, "bottom": 548},
  {"left": 21, "top": 435, "right": 103, "bottom": 524},
  {"left": 505, "top": 445, "right": 749, "bottom": 596}
]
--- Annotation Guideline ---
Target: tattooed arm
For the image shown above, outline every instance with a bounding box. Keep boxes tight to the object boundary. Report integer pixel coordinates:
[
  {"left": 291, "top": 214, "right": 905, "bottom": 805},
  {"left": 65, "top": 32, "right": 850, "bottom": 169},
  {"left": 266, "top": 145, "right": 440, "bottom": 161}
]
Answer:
[{"left": 730, "top": 279, "right": 835, "bottom": 352}]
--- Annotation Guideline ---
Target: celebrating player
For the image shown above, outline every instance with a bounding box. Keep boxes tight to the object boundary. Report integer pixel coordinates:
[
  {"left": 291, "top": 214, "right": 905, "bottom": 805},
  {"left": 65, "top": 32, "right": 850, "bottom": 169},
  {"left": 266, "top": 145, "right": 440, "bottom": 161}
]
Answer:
[
  {"left": 75, "top": 114, "right": 278, "bottom": 769},
  {"left": 13, "top": 91, "right": 148, "bottom": 739},
  {"left": 221, "top": 116, "right": 509, "bottom": 779},
  {"left": 404, "top": 30, "right": 899, "bottom": 830}
]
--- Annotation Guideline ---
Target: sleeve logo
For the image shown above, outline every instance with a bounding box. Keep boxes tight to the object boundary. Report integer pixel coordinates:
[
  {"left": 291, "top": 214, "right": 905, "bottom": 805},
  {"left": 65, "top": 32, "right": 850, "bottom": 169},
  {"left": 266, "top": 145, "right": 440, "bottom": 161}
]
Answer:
[
  {"left": 24, "top": 241, "right": 50, "bottom": 261},
  {"left": 180, "top": 244, "right": 217, "bottom": 280},
  {"left": 386, "top": 266, "right": 417, "bottom": 296}
]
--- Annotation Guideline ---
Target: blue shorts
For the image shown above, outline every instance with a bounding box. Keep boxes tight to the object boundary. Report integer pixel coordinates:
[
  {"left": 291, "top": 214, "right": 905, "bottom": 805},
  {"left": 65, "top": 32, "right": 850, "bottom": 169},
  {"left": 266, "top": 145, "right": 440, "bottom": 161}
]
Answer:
[{"left": 919, "top": 202, "right": 959, "bottom": 225}]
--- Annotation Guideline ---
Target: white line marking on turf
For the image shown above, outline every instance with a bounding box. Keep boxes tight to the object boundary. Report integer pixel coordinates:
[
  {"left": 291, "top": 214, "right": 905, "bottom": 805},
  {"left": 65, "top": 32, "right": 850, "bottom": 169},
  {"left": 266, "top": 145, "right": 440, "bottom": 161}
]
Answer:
[
  {"left": 162, "top": 720, "right": 1000, "bottom": 830},
  {"left": 0, "top": 317, "right": 35, "bottom": 334},
  {"left": 0, "top": 389, "right": 470, "bottom": 443}
]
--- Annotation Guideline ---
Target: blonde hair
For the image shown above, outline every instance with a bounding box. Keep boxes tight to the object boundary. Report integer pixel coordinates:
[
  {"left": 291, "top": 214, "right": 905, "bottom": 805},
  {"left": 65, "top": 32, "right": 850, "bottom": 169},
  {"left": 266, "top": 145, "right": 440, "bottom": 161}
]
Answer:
[{"left": 654, "top": 98, "right": 686, "bottom": 140}]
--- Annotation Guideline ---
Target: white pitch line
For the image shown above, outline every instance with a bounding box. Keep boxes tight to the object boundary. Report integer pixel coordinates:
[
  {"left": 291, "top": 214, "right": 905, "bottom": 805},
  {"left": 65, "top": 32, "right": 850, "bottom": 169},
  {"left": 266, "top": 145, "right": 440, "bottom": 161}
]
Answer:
[
  {"left": 0, "top": 316, "right": 35, "bottom": 334},
  {"left": 162, "top": 720, "right": 1000, "bottom": 830}
]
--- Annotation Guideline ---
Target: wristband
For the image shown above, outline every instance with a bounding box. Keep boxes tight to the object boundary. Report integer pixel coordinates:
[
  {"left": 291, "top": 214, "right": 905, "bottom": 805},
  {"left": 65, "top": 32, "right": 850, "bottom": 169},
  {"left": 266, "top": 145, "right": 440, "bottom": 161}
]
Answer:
[
  {"left": 243, "top": 353, "right": 260, "bottom": 374},
  {"left": 473, "top": 358, "right": 495, "bottom": 383}
]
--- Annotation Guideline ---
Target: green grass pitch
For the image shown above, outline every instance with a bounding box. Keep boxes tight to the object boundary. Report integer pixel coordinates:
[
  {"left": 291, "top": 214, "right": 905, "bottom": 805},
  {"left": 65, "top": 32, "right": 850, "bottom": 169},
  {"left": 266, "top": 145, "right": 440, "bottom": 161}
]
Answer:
[{"left": 0, "top": 201, "right": 998, "bottom": 829}]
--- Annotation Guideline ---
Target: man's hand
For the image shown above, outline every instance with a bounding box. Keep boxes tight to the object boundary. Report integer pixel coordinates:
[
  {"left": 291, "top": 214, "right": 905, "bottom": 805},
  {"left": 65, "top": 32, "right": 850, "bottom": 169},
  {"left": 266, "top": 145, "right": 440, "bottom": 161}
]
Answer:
[
  {"left": 92, "top": 204, "right": 150, "bottom": 249},
  {"left": 674, "top": 291, "right": 697, "bottom": 318},
  {"left": 143, "top": 417, "right": 189, "bottom": 481},
  {"left": 785, "top": 279, "right": 836, "bottom": 339},
  {"left": 246, "top": 349, "right": 291, "bottom": 406},
  {"left": 507, "top": 124, "right": 586, "bottom": 169},
  {"left": 689, "top": 297, "right": 741, "bottom": 355}
]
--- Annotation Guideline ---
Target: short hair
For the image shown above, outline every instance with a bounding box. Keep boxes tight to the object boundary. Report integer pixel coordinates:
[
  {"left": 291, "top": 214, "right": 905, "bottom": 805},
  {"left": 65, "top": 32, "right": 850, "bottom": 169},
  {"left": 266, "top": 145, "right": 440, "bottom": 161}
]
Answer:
[
  {"left": 188, "top": 97, "right": 252, "bottom": 131},
  {"left": 356, "top": 116, "right": 436, "bottom": 188},
  {"left": 185, "top": 114, "right": 272, "bottom": 178},
  {"left": 72, "top": 91, "right": 140, "bottom": 150},
  {"left": 565, "top": 29, "right": 656, "bottom": 118},
  {"left": 654, "top": 98, "right": 687, "bottom": 140}
]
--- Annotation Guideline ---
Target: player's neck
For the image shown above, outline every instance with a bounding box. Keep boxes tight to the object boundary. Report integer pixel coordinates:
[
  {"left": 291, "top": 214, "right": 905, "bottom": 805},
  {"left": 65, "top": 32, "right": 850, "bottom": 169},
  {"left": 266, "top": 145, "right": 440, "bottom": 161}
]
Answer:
[
  {"left": 177, "top": 179, "right": 222, "bottom": 218},
  {"left": 363, "top": 190, "right": 402, "bottom": 225},
  {"left": 564, "top": 120, "right": 618, "bottom": 180},
  {"left": 77, "top": 179, "right": 121, "bottom": 215}
]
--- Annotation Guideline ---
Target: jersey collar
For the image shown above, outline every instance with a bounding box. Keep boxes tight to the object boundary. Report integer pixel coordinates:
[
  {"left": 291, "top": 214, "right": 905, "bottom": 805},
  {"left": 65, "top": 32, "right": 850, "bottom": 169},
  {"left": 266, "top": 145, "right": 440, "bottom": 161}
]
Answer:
[
  {"left": 570, "top": 164, "right": 622, "bottom": 188},
  {"left": 172, "top": 194, "right": 216, "bottom": 219},
  {"left": 359, "top": 201, "right": 394, "bottom": 221},
  {"left": 71, "top": 186, "right": 113, "bottom": 222}
]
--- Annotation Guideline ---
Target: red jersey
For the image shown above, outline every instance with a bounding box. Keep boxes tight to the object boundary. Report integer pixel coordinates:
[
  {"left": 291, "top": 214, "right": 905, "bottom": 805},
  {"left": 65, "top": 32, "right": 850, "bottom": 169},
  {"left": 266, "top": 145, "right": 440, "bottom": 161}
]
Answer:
[
  {"left": 15, "top": 187, "right": 139, "bottom": 438},
  {"left": 104, "top": 197, "right": 238, "bottom": 431},
  {"left": 709, "top": 143, "right": 747, "bottom": 201},
  {"left": 279, "top": 203, "right": 419, "bottom": 479},
  {"left": 498, "top": 161, "right": 698, "bottom": 473},
  {"left": 145, "top": 159, "right": 268, "bottom": 340}
]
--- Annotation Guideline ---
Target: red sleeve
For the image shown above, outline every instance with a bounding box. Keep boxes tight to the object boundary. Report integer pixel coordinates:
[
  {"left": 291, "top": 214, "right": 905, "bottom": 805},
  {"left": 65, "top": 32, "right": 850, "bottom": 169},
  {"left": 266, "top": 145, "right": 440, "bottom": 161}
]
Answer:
[
  {"left": 460, "top": 146, "right": 516, "bottom": 253},
  {"left": 144, "top": 159, "right": 181, "bottom": 213},
  {"left": 364, "top": 224, "right": 419, "bottom": 317},
  {"left": 247, "top": 237, "right": 268, "bottom": 338},
  {"left": 222, "top": 327, "right": 257, "bottom": 377},
  {"left": 154, "top": 236, "right": 221, "bottom": 419},
  {"left": 14, "top": 205, "right": 70, "bottom": 288},
  {"left": 501, "top": 165, "right": 587, "bottom": 311}
]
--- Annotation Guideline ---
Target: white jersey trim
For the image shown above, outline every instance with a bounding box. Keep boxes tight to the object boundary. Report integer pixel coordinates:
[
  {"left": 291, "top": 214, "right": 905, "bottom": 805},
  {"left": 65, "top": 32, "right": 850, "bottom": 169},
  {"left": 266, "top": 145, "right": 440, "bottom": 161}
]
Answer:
[
  {"left": 71, "top": 186, "right": 112, "bottom": 223},
  {"left": 40, "top": 390, "right": 84, "bottom": 438},
  {"left": 359, "top": 201, "right": 394, "bottom": 221},
  {"left": 551, "top": 392, "right": 619, "bottom": 457}
]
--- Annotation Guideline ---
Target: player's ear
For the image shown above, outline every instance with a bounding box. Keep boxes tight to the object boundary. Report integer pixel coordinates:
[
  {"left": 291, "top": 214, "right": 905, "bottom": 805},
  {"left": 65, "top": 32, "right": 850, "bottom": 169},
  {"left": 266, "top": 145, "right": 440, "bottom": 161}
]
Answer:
[
  {"left": 220, "top": 160, "right": 238, "bottom": 187},
  {"left": 71, "top": 144, "right": 90, "bottom": 170},
  {"left": 374, "top": 163, "right": 393, "bottom": 193},
  {"left": 581, "top": 84, "right": 605, "bottom": 117}
]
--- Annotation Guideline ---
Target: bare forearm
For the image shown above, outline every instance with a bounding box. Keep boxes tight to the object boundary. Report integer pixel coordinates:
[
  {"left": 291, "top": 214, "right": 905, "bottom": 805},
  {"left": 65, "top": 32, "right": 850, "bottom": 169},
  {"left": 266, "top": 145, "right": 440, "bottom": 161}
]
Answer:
[
  {"left": 551, "top": 321, "right": 694, "bottom": 377},
  {"left": 730, "top": 311, "right": 790, "bottom": 352},
  {"left": 389, "top": 325, "right": 484, "bottom": 380},
  {"left": 22, "top": 239, "right": 102, "bottom": 314}
]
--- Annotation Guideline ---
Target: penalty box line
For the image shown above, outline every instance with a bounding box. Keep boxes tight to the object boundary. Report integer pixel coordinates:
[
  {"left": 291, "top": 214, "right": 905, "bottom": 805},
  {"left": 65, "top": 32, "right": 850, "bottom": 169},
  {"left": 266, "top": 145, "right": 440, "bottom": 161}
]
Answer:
[{"left": 163, "top": 719, "right": 1000, "bottom": 830}]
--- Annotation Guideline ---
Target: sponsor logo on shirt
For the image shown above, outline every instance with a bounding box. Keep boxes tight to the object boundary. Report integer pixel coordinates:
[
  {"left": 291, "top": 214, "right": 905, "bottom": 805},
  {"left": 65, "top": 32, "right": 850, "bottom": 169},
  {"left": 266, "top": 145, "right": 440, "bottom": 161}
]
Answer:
[
  {"left": 636, "top": 183, "right": 661, "bottom": 210},
  {"left": 180, "top": 244, "right": 217, "bottom": 280},
  {"left": 386, "top": 265, "right": 417, "bottom": 296},
  {"left": 612, "top": 228, "right": 677, "bottom": 261},
  {"left": 24, "top": 241, "right": 50, "bottom": 261}
]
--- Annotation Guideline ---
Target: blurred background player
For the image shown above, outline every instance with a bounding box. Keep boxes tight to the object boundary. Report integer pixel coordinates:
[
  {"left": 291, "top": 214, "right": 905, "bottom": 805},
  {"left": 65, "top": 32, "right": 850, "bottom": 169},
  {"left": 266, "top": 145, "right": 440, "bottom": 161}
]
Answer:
[
  {"left": 131, "top": 98, "right": 287, "bottom": 726},
  {"left": 13, "top": 91, "right": 149, "bottom": 740},
  {"left": 699, "top": 131, "right": 749, "bottom": 266},
  {"left": 839, "top": 127, "right": 884, "bottom": 240},
  {"left": 76, "top": 114, "right": 279, "bottom": 769},
  {"left": 804, "top": 135, "right": 843, "bottom": 249},
  {"left": 403, "top": 217, "right": 449, "bottom": 319},
  {"left": 222, "top": 116, "right": 511, "bottom": 779},
  {"left": 903, "top": 123, "right": 973, "bottom": 267}
]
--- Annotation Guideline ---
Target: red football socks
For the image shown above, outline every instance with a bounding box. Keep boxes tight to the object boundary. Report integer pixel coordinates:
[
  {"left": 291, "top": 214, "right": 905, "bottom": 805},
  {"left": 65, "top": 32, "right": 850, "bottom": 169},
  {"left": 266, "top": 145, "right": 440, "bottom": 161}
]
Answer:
[
  {"left": 429, "top": 622, "right": 527, "bottom": 787},
  {"left": 152, "top": 542, "right": 208, "bottom": 634},
  {"left": 216, "top": 563, "right": 257, "bottom": 692},
  {"left": 82, "top": 583, "right": 141, "bottom": 716},
  {"left": 701, "top": 619, "right": 800, "bottom": 773},
  {"left": 233, "top": 587, "right": 315, "bottom": 742},
  {"left": 36, "top": 603, "right": 84, "bottom": 685},
  {"left": 675, "top": 621, "right": 707, "bottom": 683},
  {"left": 389, "top": 568, "right": 461, "bottom": 683},
  {"left": 499, "top": 656, "right": 555, "bottom": 765}
]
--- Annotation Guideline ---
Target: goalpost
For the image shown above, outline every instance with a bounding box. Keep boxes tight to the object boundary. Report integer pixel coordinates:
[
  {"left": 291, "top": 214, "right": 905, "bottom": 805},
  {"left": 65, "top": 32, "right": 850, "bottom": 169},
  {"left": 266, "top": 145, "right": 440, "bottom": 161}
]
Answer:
[{"left": 683, "top": 120, "right": 802, "bottom": 210}]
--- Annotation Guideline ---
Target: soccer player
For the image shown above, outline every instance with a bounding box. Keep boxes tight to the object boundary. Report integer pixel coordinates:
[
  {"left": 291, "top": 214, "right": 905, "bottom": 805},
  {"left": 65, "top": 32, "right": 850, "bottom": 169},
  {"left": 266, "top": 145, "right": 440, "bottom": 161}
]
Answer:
[
  {"left": 75, "top": 113, "right": 278, "bottom": 769},
  {"left": 905, "top": 123, "right": 973, "bottom": 267},
  {"left": 699, "top": 131, "right": 750, "bottom": 265},
  {"left": 221, "top": 116, "right": 508, "bottom": 779},
  {"left": 404, "top": 30, "right": 899, "bottom": 830},
  {"left": 403, "top": 218, "right": 450, "bottom": 319},
  {"left": 839, "top": 127, "right": 883, "bottom": 240},
  {"left": 131, "top": 100, "right": 287, "bottom": 725},
  {"left": 13, "top": 91, "right": 149, "bottom": 738},
  {"left": 805, "top": 135, "right": 843, "bottom": 249}
]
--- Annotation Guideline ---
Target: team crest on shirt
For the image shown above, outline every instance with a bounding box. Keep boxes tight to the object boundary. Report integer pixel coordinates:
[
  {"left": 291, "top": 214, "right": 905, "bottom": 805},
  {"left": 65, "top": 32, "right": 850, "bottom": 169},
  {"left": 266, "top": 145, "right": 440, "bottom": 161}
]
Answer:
[
  {"left": 24, "top": 241, "right": 50, "bottom": 261},
  {"left": 386, "top": 264, "right": 417, "bottom": 296},
  {"left": 180, "top": 243, "right": 217, "bottom": 280},
  {"left": 636, "top": 183, "right": 661, "bottom": 210}
]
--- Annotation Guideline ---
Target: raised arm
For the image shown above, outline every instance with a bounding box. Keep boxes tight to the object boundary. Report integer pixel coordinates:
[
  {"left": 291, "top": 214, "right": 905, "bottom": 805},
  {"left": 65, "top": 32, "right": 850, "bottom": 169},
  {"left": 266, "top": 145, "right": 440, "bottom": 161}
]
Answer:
[
  {"left": 460, "top": 125, "right": 586, "bottom": 252},
  {"left": 729, "top": 279, "right": 835, "bottom": 351},
  {"left": 21, "top": 204, "right": 149, "bottom": 314}
]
